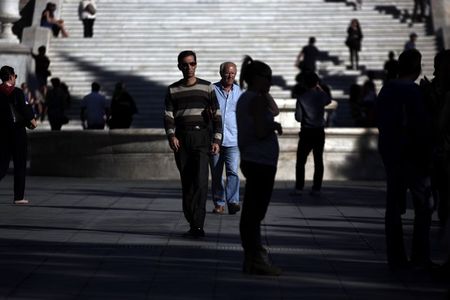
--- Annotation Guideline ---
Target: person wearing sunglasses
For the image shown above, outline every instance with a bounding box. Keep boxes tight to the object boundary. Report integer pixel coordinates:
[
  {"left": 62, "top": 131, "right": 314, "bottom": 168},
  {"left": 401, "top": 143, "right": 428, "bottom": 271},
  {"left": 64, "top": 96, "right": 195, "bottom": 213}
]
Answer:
[
  {"left": 163, "top": 50, "right": 222, "bottom": 238},
  {"left": 0, "top": 66, "right": 37, "bottom": 205}
]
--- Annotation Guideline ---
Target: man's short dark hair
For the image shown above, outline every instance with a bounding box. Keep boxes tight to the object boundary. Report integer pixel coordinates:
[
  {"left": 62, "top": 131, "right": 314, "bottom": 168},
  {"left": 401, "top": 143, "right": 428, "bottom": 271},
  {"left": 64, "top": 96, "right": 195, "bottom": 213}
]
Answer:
[
  {"left": 38, "top": 46, "right": 46, "bottom": 54},
  {"left": 398, "top": 49, "right": 421, "bottom": 77},
  {"left": 92, "top": 82, "right": 100, "bottom": 92},
  {"left": 178, "top": 50, "right": 196, "bottom": 64},
  {"left": 0, "top": 65, "right": 15, "bottom": 82},
  {"left": 50, "top": 77, "right": 61, "bottom": 87},
  {"left": 304, "top": 71, "right": 319, "bottom": 88},
  {"left": 308, "top": 37, "right": 316, "bottom": 45}
]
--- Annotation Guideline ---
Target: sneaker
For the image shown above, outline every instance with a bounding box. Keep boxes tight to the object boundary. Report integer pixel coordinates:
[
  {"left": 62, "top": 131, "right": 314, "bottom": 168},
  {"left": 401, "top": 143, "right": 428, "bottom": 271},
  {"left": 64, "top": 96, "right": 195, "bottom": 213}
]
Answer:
[
  {"left": 14, "top": 199, "right": 29, "bottom": 205},
  {"left": 228, "top": 203, "right": 241, "bottom": 215},
  {"left": 212, "top": 205, "right": 225, "bottom": 214}
]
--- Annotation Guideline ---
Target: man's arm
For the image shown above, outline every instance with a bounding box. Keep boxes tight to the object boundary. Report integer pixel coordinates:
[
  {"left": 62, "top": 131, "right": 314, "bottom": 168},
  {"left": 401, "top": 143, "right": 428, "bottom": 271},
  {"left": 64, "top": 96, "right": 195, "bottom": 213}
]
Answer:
[
  {"left": 163, "top": 88, "right": 180, "bottom": 152},
  {"left": 210, "top": 86, "right": 223, "bottom": 149}
]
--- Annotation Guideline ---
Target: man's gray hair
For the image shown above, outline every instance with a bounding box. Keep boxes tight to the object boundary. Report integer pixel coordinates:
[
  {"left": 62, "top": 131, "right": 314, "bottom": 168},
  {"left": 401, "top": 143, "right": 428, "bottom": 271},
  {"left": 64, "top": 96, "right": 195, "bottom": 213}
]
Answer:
[{"left": 219, "top": 62, "right": 237, "bottom": 75}]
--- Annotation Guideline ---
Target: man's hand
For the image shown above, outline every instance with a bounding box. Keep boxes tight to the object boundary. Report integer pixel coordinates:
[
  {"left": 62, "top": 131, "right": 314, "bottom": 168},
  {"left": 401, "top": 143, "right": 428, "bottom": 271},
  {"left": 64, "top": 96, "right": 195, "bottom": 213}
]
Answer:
[
  {"left": 169, "top": 136, "right": 180, "bottom": 152},
  {"left": 274, "top": 122, "right": 283, "bottom": 135},
  {"left": 28, "top": 119, "right": 37, "bottom": 130},
  {"left": 211, "top": 143, "right": 220, "bottom": 155}
]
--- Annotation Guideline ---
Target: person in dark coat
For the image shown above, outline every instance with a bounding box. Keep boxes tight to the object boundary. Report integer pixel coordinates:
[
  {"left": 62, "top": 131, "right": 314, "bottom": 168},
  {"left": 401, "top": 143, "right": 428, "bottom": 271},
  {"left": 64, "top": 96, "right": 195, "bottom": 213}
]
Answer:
[
  {"left": 376, "top": 49, "right": 434, "bottom": 271},
  {"left": 295, "top": 36, "right": 320, "bottom": 73},
  {"left": 346, "top": 19, "right": 363, "bottom": 70},
  {"left": 46, "top": 78, "right": 69, "bottom": 130},
  {"left": 383, "top": 51, "right": 399, "bottom": 83},
  {"left": 0, "top": 66, "right": 37, "bottom": 205},
  {"left": 108, "top": 82, "right": 137, "bottom": 129}
]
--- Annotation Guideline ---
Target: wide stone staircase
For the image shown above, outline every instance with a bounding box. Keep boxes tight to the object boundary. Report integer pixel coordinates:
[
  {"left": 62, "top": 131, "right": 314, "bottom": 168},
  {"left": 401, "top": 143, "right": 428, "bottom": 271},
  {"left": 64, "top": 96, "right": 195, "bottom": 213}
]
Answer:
[{"left": 46, "top": 0, "right": 438, "bottom": 128}]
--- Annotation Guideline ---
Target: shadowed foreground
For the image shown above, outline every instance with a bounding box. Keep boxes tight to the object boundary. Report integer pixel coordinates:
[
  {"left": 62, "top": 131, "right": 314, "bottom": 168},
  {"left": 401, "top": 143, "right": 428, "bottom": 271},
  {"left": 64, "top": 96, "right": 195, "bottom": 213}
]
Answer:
[{"left": 0, "top": 177, "right": 448, "bottom": 300}]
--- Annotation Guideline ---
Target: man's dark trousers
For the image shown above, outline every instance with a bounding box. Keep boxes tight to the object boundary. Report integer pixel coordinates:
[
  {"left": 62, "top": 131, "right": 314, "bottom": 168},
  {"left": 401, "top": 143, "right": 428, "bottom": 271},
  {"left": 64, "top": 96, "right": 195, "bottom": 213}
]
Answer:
[
  {"left": 175, "top": 128, "right": 210, "bottom": 229},
  {"left": 82, "top": 19, "right": 95, "bottom": 37},
  {"left": 295, "top": 128, "right": 325, "bottom": 191},
  {"left": 382, "top": 156, "right": 433, "bottom": 266},
  {"left": 0, "top": 126, "right": 27, "bottom": 200}
]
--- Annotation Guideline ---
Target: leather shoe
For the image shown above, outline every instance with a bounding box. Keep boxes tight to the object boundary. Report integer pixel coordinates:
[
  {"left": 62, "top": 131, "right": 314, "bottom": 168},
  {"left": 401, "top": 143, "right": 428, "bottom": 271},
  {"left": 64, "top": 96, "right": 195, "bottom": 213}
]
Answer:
[
  {"left": 228, "top": 203, "right": 241, "bottom": 215},
  {"left": 183, "top": 227, "right": 205, "bottom": 238},
  {"left": 212, "top": 205, "right": 225, "bottom": 214},
  {"left": 243, "top": 253, "right": 281, "bottom": 276}
]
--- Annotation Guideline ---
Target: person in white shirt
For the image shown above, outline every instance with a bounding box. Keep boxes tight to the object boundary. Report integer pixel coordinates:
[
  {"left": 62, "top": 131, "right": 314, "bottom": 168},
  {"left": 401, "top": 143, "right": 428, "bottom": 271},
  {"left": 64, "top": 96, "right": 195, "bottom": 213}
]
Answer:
[{"left": 78, "top": 0, "right": 97, "bottom": 38}]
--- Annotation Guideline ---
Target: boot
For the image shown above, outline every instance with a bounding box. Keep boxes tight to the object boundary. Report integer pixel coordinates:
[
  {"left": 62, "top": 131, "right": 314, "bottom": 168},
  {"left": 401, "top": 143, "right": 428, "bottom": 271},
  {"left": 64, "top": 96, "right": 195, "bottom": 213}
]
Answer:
[{"left": 243, "top": 248, "right": 282, "bottom": 276}]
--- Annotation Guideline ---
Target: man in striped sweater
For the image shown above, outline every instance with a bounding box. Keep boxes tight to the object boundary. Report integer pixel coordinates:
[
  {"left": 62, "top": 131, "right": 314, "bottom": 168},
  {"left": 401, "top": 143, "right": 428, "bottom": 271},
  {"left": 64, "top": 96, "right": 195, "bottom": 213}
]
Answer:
[{"left": 164, "top": 50, "right": 222, "bottom": 238}]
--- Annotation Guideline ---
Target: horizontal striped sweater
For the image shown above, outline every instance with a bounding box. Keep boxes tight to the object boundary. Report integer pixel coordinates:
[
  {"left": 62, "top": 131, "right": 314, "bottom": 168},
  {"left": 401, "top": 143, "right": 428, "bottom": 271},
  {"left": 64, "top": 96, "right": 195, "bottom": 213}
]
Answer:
[{"left": 164, "top": 78, "right": 222, "bottom": 144}]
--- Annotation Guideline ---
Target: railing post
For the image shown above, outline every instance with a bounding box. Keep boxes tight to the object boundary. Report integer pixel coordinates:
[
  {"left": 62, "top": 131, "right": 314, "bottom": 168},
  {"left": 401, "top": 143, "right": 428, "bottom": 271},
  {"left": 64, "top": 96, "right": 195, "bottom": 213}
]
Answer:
[{"left": 0, "top": 0, "right": 21, "bottom": 43}]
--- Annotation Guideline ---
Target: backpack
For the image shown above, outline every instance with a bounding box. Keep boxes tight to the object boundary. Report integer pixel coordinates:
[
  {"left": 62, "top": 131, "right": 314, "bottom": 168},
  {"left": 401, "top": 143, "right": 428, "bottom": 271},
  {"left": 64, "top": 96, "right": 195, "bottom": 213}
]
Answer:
[{"left": 84, "top": 3, "right": 96, "bottom": 15}]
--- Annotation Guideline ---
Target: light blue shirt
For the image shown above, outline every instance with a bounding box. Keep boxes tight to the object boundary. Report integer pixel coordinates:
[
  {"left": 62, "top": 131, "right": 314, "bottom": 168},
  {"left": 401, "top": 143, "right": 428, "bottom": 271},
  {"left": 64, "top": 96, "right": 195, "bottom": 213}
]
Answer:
[{"left": 213, "top": 82, "right": 242, "bottom": 147}]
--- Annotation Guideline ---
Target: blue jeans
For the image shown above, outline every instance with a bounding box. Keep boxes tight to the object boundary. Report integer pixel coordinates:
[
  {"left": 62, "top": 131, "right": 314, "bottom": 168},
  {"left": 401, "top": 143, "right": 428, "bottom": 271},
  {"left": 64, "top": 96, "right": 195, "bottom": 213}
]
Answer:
[{"left": 210, "top": 146, "right": 240, "bottom": 206}]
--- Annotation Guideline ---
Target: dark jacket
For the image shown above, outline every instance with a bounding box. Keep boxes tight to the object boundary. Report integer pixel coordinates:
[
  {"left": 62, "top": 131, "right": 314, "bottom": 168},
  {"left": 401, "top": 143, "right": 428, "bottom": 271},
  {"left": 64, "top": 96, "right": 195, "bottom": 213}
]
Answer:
[{"left": 0, "top": 86, "right": 34, "bottom": 129}]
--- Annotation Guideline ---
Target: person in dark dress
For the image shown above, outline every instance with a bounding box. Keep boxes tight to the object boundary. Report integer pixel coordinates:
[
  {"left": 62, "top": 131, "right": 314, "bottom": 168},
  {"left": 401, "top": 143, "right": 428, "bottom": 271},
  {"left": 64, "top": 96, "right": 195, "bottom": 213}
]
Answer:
[
  {"left": 0, "top": 66, "right": 37, "bottom": 205},
  {"left": 346, "top": 19, "right": 363, "bottom": 70}
]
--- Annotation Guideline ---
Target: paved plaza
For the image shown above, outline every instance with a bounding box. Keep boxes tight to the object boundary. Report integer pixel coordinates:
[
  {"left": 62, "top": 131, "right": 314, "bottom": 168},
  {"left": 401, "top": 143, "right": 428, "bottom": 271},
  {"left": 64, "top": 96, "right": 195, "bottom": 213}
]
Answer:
[{"left": 0, "top": 176, "right": 448, "bottom": 300}]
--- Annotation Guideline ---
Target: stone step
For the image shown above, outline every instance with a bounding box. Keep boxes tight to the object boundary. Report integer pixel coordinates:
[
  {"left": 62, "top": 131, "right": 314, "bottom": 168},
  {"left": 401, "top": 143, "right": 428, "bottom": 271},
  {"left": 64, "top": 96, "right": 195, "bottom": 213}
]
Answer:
[{"left": 46, "top": 0, "right": 437, "bottom": 128}]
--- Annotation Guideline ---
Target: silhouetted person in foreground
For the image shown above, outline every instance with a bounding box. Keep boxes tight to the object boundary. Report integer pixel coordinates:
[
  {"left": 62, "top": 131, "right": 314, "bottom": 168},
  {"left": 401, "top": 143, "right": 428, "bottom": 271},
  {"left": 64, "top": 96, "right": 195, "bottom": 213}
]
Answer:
[
  {"left": 293, "top": 72, "right": 331, "bottom": 196},
  {"left": 0, "top": 66, "right": 37, "bottom": 205},
  {"left": 295, "top": 37, "right": 320, "bottom": 73},
  {"left": 383, "top": 51, "right": 399, "bottom": 83},
  {"left": 421, "top": 50, "right": 450, "bottom": 228},
  {"left": 108, "top": 82, "right": 137, "bottom": 129},
  {"left": 236, "top": 56, "right": 282, "bottom": 276},
  {"left": 346, "top": 19, "right": 363, "bottom": 70},
  {"left": 422, "top": 50, "right": 450, "bottom": 279},
  {"left": 377, "top": 49, "right": 434, "bottom": 271},
  {"left": 164, "top": 50, "right": 222, "bottom": 238}
]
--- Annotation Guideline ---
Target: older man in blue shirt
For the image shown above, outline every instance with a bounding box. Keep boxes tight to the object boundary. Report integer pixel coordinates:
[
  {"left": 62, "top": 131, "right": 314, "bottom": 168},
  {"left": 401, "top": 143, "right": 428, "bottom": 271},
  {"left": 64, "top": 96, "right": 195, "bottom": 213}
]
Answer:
[{"left": 211, "top": 62, "right": 242, "bottom": 214}]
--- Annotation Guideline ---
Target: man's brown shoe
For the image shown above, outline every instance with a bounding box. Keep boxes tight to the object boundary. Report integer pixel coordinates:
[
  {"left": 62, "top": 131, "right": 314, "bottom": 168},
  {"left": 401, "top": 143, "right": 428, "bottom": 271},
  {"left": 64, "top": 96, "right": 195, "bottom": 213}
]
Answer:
[{"left": 212, "top": 205, "right": 225, "bottom": 214}]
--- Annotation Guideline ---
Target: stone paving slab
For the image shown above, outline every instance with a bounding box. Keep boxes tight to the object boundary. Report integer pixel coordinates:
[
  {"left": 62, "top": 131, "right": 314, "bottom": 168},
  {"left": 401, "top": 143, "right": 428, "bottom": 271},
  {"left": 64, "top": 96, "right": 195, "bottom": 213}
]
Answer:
[{"left": 0, "top": 177, "right": 448, "bottom": 300}]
